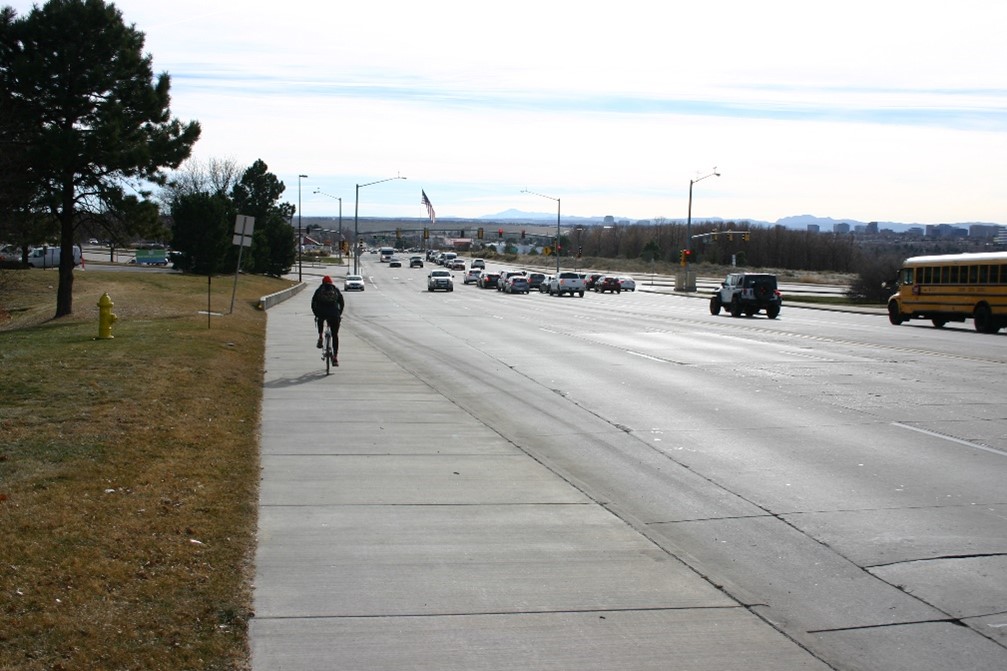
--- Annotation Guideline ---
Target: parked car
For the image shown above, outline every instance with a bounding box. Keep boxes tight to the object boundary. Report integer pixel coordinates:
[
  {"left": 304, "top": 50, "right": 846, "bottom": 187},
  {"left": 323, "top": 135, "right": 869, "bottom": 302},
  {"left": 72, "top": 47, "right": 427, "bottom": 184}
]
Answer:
[
  {"left": 0, "top": 244, "right": 21, "bottom": 263},
  {"left": 344, "top": 274, "right": 365, "bottom": 291},
  {"left": 427, "top": 269, "right": 454, "bottom": 292},
  {"left": 618, "top": 276, "right": 636, "bottom": 291},
  {"left": 596, "top": 276, "right": 622, "bottom": 293},
  {"left": 388, "top": 257, "right": 402, "bottom": 268},
  {"left": 478, "top": 272, "right": 500, "bottom": 289},
  {"left": 503, "top": 276, "right": 530, "bottom": 294},
  {"left": 27, "top": 245, "right": 82, "bottom": 268},
  {"left": 463, "top": 268, "right": 483, "bottom": 285},
  {"left": 409, "top": 255, "right": 424, "bottom": 268}
]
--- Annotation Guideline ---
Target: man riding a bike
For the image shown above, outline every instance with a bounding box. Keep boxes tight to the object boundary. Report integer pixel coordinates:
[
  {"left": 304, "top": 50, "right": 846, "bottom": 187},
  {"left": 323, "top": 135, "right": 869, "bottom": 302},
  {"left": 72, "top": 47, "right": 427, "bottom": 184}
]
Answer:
[{"left": 311, "top": 275, "right": 345, "bottom": 365}]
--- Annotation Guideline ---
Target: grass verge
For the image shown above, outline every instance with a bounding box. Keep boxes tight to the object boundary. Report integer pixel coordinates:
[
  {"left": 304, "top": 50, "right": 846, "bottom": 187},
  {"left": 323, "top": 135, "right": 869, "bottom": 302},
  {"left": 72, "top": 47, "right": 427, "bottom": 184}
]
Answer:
[{"left": 0, "top": 268, "right": 293, "bottom": 671}]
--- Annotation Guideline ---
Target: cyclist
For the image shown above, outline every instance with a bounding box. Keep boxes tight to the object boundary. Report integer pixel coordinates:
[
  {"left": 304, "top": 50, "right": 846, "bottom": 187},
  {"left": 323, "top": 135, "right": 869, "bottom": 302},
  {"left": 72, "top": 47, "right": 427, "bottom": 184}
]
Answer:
[{"left": 311, "top": 276, "right": 345, "bottom": 364}]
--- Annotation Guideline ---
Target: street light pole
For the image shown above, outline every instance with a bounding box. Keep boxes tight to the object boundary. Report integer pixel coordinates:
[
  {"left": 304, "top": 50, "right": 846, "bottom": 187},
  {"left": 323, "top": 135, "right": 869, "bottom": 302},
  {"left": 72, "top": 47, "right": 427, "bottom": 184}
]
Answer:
[
  {"left": 314, "top": 189, "right": 343, "bottom": 264},
  {"left": 522, "top": 189, "right": 561, "bottom": 275},
  {"left": 353, "top": 175, "right": 407, "bottom": 274},
  {"left": 685, "top": 167, "right": 719, "bottom": 267},
  {"left": 297, "top": 174, "right": 308, "bottom": 282}
]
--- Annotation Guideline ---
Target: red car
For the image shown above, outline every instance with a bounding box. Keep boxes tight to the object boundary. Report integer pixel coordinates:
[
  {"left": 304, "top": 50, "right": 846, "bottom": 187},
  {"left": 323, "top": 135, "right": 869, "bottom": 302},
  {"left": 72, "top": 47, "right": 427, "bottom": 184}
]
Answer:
[{"left": 596, "top": 276, "right": 622, "bottom": 293}]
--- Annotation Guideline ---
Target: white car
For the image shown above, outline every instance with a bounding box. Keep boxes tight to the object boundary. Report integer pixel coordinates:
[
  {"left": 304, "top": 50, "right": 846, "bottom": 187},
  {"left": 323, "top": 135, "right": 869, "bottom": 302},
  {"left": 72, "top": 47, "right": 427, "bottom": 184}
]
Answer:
[
  {"left": 463, "top": 268, "right": 483, "bottom": 285},
  {"left": 618, "top": 276, "right": 636, "bottom": 291},
  {"left": 344, "top": 274, "right": 365, "bottom": 291}
]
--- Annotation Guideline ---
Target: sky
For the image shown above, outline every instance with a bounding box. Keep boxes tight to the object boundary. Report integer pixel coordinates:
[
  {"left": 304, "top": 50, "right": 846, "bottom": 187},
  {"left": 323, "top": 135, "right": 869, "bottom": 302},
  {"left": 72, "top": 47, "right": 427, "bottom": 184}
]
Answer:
[{"left": 10, "top": 0, "right": 1007, "bottom": 224}]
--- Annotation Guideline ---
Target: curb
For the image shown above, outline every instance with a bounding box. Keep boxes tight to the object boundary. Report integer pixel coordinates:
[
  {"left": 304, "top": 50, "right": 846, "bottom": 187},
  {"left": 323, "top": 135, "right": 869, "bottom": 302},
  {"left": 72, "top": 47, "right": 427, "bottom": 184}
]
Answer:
[{"left": 257, "top": 282, "right": 307, "bottom": 310}]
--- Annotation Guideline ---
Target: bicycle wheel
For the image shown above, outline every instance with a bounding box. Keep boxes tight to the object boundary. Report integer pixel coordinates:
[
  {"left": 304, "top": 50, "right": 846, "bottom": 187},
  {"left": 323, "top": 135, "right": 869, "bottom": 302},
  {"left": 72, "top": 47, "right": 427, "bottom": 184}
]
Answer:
[{"left": 324, "top": 329, "right": 332, "bottom": 375}]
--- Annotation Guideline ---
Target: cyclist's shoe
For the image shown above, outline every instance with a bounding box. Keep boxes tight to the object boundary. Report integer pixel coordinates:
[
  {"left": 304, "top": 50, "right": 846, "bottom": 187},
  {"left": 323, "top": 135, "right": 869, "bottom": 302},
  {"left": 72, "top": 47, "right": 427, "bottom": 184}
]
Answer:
[
  {"left": 332, "top": 356, "right": 339, "bottom": 367},
  {"left": 316, "top": 336, "right": 323, "bottom": 349}
]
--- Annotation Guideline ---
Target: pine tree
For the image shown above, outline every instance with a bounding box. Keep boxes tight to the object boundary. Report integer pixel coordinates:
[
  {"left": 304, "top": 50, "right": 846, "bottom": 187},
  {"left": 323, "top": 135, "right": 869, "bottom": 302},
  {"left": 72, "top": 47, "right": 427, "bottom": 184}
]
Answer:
[{"left": 0, "top": 0, "right": 200, "bottom": 316}]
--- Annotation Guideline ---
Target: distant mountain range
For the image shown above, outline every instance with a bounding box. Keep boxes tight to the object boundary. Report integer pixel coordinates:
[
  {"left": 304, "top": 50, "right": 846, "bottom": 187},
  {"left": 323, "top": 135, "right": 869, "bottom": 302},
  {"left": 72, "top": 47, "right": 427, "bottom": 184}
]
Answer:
[{"left": 482, "top": 209, "right": 1004, "bottom": 232}]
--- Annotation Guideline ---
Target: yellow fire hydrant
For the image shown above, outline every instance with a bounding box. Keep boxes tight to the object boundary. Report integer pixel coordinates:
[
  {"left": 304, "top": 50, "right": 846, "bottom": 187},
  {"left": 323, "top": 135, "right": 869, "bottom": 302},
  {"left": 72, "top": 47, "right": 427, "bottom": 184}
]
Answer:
[{"left": 97, "top": 292, "right": 117, "bottom": 339}]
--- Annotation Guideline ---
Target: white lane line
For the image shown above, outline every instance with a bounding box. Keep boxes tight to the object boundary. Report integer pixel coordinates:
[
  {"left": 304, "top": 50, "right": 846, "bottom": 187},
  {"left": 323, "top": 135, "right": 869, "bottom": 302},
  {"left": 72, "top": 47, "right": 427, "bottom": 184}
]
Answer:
[
  {"left": 892, "top": 422, "right": 1007, "bottom": 457},
  {"left": 626, "top": 350, "right": 667, "bottom": 363}
]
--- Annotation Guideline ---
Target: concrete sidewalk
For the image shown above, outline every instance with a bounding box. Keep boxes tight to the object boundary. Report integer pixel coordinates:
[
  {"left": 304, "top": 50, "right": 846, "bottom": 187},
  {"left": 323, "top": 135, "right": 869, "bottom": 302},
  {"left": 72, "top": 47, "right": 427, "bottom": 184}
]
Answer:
[{"left": 249, "top": 277, "right": 830, "bottom": 670}]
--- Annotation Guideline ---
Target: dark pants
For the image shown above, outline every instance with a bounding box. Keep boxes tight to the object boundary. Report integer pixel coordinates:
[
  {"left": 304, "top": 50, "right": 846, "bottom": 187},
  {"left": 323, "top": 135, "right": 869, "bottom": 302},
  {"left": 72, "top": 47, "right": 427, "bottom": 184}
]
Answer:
[{"left": 316, "top": 315, "right": 341, "bottom": 356}]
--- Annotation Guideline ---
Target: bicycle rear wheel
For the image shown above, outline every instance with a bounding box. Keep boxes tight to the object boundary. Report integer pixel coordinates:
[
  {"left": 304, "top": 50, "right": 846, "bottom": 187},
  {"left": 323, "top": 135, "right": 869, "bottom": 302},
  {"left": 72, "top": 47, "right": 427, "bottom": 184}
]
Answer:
[{"left": 323, "top": 329, "right": 332, "bottom": 375}]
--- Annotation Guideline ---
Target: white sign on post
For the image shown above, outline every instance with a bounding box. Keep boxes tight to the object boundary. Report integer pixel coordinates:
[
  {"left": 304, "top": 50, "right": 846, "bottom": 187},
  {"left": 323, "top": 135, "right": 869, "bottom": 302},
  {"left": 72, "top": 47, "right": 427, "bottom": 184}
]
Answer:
[
  {"left": 229, "top": 215, "right": 255, "bottom": 314},
  {"left": 233, "top": 215, "right": 255, "bottom": 247}
]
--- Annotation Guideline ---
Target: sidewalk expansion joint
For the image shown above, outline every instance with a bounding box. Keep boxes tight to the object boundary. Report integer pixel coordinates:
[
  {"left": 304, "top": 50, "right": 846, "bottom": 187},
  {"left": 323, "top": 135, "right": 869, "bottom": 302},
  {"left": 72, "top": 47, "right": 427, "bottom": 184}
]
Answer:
[
  {"left": 806, "top": 617, "right": 966, "bottom": 634},
  {"left": 253, "top": 605, "right": 747, "bottom": 622}
]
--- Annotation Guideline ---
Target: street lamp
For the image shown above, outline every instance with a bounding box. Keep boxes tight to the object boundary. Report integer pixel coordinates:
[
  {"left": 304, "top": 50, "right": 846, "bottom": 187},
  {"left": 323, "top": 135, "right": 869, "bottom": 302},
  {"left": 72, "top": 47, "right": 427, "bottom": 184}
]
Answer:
[
  {"left": 354, "top": 175, "right": 407, "bottom": 274},
  {"left": 297, "top": 174, "right": 308, "bottom": 281},
  {"left": 314, "top": 189, "right": 343, "bottom": 265},
  {"left": 685, "top": 167, "right": 720, "bottom": 265},
  {"left": 522, "top": 189, "right": 561, "bottom": 274}
]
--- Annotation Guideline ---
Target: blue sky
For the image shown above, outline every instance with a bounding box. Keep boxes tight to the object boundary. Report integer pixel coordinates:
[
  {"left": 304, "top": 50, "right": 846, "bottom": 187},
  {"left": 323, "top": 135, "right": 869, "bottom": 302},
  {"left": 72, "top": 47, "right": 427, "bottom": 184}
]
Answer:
[{"left": 10, "top": 0, "right": 1007, "bottom": 224}]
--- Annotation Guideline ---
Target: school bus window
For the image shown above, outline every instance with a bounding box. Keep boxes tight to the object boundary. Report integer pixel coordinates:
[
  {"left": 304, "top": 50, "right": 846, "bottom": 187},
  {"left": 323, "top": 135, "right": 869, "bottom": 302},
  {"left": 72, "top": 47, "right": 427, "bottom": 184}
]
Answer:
[{"left": 978, "top": 265, "right": 988, "bottom": 283}]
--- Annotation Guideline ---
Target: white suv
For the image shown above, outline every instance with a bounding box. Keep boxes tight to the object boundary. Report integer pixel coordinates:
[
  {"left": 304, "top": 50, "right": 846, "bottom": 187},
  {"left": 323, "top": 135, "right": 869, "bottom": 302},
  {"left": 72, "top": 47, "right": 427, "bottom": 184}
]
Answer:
[
  {"left": 710, "top": 273, "right": 781, "bottom": 318},
  {"left": 427, "top": 269, "right": 454, "bottom": 292}
]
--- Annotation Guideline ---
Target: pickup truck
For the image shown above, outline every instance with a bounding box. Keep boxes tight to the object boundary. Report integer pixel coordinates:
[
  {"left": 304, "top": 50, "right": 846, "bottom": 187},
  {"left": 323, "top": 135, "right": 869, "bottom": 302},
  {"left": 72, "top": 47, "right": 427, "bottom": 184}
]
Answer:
[{"left": 547, "top": 271, "right": 585, "bottom": 297}]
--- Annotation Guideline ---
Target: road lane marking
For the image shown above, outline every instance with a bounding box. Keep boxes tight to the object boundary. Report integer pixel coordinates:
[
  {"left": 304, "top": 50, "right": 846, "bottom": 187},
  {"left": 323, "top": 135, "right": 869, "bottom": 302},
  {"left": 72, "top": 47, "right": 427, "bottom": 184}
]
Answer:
[
  {"left": 626, "top": 350, "right": 667, "bottom": 363},
  {"left": 892, "top": 422, "right": 1007, "bottom": 457}
]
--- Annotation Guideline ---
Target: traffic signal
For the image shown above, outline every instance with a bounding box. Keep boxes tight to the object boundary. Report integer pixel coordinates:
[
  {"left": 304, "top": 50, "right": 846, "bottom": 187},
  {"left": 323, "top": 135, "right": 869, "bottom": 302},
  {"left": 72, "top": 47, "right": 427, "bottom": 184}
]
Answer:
[
  {"left": 460, "top": 229, "right": 466, "bottom": 238},
  {"left": 478, "top": 227, "right": 484, "bottom": 239},
  {"left": 727, "top": 231, "right": 734, "bottom": 241},
  {"left": 498, "top": 228, "right": 503, "bottom": 238},
  {"left": 680, "top": 249, "right": 693, "bottom": 266},
  {"left": 395, "top": 228, "right": 402, "bottom": 239},
  {"left": 742, "top": 231, "right": 750, "bottom": 241},
  {"left": 423, "top": 227, "right": 429, "bottom": 239},
  {"left": 521, "top": 229, "right": 526, "bottom": 240}
]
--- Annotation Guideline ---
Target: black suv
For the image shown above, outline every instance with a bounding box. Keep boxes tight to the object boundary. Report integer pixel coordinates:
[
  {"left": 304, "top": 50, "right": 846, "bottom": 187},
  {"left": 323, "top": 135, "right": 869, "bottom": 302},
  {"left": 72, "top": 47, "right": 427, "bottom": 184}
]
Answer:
[{"left": 710, "top": 273, "right": 781, "bottom": 319}]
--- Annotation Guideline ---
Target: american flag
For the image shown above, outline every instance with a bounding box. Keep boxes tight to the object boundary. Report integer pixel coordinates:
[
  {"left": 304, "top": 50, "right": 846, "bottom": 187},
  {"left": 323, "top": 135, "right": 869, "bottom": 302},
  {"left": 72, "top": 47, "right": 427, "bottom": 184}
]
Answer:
[{"left": 421, "top": 190, "right": 436, "bottom": 226}]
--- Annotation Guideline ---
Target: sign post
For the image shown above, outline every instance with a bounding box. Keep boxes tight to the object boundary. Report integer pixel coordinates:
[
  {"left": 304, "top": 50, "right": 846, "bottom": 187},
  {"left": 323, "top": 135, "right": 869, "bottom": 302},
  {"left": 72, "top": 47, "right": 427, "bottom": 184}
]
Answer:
[{"left": 229, "top": 215, "right": 255, "bottom": 314}]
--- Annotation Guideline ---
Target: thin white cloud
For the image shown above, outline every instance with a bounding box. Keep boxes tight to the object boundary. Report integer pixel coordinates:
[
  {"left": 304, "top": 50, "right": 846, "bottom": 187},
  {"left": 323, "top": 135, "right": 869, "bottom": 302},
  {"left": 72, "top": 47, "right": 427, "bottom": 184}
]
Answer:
[{"left": 7, "top": 0, "right": 1007, "bottom": 223}]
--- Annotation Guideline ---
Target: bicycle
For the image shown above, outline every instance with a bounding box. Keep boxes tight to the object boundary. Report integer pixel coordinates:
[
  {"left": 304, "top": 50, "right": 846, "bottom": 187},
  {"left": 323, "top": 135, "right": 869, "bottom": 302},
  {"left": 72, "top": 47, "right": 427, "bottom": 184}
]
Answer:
[{"left": 318, "top": 318, "right": 337, "bottom": 374}]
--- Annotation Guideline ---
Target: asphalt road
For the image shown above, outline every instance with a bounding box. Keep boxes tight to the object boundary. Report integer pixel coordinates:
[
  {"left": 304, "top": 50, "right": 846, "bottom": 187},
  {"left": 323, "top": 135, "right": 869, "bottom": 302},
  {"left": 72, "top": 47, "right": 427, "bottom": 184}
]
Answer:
[{"left": 253, "top": 258, "right": 1006, "bottom": 670}]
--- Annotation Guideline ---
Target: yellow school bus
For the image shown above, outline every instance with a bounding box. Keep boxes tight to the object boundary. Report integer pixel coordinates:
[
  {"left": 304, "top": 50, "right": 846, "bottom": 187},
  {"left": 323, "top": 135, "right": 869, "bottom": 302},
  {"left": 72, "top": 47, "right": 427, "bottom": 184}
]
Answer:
[{"left": 888, "top": 251, "right": 1007, "bottom": 333}]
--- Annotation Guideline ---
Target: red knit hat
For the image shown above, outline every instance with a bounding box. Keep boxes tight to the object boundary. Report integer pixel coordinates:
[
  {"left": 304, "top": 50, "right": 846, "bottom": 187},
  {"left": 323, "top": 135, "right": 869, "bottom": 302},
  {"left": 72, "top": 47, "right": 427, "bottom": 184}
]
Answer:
[{"left": 322, "top": 275, "right": 333, "bottom": 284}]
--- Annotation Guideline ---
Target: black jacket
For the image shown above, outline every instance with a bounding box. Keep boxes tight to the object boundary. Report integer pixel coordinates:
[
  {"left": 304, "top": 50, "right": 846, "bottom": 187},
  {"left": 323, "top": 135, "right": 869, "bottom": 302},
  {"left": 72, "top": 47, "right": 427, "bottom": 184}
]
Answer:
[{"left": 311, "top": 283, "right": 345, "bottom": 318}]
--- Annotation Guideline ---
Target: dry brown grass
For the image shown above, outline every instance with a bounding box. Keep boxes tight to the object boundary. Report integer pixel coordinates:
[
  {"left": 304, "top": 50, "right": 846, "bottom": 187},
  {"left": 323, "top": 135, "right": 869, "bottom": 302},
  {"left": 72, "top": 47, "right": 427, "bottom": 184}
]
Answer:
[{"left": 0, "top": 268, "right": 293, "bottom": 671}]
